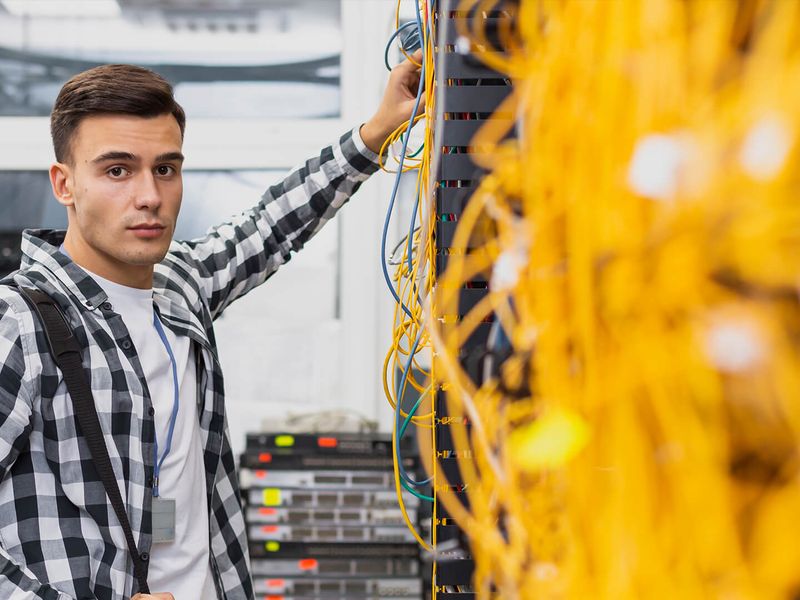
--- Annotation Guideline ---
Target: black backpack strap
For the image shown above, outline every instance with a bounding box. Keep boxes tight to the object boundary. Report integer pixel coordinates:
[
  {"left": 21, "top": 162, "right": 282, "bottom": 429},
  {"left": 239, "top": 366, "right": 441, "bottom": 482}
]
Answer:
[{"left": 14, "top": 286, "right": 150, "bottom": 596}]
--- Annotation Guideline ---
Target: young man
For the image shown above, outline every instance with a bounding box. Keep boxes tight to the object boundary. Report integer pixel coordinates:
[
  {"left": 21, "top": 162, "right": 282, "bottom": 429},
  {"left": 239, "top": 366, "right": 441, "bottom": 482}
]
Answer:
[{"left": 0, "top": 56, "right": 422, "bottom": 600}]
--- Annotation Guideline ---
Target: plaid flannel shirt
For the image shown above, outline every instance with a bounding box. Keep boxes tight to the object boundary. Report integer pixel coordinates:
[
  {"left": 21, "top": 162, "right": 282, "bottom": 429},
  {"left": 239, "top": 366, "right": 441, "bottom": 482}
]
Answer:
[{"left": 0, "top": 128, "right": 379, "bottom": 600}]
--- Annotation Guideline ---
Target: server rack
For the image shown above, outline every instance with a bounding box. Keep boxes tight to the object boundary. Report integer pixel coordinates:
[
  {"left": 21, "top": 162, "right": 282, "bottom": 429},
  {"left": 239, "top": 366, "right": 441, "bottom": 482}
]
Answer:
[
  {"left": 240, "top": 431, "right": 424, "bottom": 600},
  {"left": 432, "top": 2, "right": 517, "bottom": 598}
]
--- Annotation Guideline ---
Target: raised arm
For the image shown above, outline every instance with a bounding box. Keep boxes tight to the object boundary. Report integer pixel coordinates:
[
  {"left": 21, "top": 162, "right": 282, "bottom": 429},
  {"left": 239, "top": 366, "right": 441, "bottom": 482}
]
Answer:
[
  {"left": 169, "top": 127, "right": 378, "bottom": 318},
  {"left": 167, "top": 51, "right": 424, "bottom": 318}
]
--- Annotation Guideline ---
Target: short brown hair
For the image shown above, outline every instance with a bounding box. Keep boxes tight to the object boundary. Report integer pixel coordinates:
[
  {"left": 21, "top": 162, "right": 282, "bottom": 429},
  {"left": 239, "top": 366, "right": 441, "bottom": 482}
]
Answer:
[{"left": 50, "top": 64, "right": 186, "bottom": 163}]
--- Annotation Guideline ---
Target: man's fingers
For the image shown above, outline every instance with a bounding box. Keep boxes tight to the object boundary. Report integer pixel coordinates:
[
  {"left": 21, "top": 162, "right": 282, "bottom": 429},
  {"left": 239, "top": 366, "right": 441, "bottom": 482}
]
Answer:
[
  {"left": 412, "top": 91, "right": 427, "bottom": 117},
  {"left": 396, "top": 55, "right": 424, "bottom": 98},
  {"left": 131, "top": 594, "right": 175, "bottom": 600},
  {"left": 395, "top": 48, "right": 423, "bottom": 73},
  {"left": 401, "top": 71, "right": 422, "bottom": 100}
]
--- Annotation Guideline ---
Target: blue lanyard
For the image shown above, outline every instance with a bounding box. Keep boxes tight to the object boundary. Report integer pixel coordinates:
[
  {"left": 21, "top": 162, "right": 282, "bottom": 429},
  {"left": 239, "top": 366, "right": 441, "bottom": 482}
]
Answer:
[{"left": 151, "top": 314, "right": 180, "bottom": 498}]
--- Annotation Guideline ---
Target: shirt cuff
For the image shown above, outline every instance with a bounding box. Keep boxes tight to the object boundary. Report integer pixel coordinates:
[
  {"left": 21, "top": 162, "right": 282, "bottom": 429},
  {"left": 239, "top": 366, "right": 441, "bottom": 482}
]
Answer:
[{"left": 337, "top": 126, "right": 382, "bottom": 179}]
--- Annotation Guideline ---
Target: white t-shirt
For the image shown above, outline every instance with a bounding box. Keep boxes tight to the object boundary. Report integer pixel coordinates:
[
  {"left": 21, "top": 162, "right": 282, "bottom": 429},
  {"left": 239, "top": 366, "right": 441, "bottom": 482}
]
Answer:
[{"left": 87, "top": 271, "right": 217, "bottom": 600}]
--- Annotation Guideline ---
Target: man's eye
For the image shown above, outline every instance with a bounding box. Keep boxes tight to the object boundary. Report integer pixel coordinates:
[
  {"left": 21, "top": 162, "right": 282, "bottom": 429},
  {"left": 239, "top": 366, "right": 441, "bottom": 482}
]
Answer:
[
  {"left": 156, "top": 165, "right": 175, "bottom": 176},
  {"left": 108, "top": 167, "right": 126, "bottom": 178}
]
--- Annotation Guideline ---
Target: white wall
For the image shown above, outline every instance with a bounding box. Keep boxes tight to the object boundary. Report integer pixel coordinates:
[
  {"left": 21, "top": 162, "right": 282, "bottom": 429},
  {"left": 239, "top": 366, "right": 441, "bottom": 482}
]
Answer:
[
  {"left": 0, "top": 0, "right": 402, "bottom": 456},
  {"left": 219, "top": 0, "right": 399, "bottom": 455}
]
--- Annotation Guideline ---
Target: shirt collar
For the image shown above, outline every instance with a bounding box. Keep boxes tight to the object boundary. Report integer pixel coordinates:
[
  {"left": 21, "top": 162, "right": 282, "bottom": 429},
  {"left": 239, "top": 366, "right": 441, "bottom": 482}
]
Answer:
[
  {"left": 22, "top": 229, "right": 213, "bottom": 349},
  {"left": 20, "top": 229, "right": 110, "bottom": 312}
]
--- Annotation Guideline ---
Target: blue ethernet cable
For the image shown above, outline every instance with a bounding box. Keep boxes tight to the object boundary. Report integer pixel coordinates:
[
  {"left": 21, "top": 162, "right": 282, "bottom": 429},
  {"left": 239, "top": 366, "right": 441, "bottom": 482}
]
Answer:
[
  {"left": 384, "top": 20, "right": 419, "bottom": 71},
  {"left": 395, "top": 330, "right": 434, "bottom": 488},
  {"left": 380, "top": 58, "right": 426, "bottom": 320}
]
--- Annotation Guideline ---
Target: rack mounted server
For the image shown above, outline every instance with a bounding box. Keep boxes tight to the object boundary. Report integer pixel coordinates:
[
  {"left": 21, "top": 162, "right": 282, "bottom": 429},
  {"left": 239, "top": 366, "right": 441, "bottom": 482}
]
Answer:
[{"left": 239, "top": 431, "right": 424, "bottom": 600}]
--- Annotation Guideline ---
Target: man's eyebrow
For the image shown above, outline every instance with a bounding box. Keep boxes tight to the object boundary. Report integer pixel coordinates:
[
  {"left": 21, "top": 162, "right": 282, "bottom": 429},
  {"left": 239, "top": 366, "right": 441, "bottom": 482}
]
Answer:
[
  {"left": 90, "top": 151, "right": 185, "bottom": 164},
  {"left": 156, "top": 152, "right": 185, "bottom": 163},
  {"left": 91, "top": 151, "right": 137, "bottom": 164}
]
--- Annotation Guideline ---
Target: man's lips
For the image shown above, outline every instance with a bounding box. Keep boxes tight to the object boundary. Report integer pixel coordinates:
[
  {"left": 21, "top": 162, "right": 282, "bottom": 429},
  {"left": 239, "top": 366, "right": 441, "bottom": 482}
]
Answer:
[
  {"left": 128, "top": 223, "right": 165, "bottom": 230},
  {"left": 128, "top": 223, "right": 166, "bottom": 239}
]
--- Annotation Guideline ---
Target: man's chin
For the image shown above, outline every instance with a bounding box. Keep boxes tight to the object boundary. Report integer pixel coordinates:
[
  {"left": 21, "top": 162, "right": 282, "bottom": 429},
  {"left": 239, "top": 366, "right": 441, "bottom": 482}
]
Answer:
[{"left": 122, "top": 244, "right": 172, "bottom": 267}]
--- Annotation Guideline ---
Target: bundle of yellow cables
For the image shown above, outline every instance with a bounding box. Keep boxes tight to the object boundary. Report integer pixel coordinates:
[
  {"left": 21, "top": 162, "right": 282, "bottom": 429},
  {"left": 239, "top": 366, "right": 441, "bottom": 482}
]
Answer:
[
  {"left": 381, "top": 0, "right": 438, "bottom": 552},
  {"left": 425, "top": 0, "right": 800, "bottom": 598}
]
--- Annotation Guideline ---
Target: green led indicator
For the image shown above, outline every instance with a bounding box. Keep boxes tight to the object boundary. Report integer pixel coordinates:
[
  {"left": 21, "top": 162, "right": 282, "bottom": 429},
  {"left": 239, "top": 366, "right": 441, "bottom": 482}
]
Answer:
[{"left": 275, "top": 435, "right": 295, "bottom": 447}]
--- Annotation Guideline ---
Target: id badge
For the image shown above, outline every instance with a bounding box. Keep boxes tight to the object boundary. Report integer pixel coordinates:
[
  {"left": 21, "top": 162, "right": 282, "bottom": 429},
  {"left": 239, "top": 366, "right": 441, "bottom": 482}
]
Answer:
[{"left": 152, "top": 497, "right": 176, "bottom": 544}]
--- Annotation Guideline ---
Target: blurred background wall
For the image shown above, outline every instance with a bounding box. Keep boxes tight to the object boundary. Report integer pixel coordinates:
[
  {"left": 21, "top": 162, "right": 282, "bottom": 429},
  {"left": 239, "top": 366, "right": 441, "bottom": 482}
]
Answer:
[{"left": 0, "top": 0, "right": 416, "bottom": 455}]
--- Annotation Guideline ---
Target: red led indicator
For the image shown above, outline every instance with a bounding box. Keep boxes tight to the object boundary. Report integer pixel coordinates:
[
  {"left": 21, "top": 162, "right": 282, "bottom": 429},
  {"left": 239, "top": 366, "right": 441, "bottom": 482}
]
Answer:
[
  {"left": 258, "top": 508, "right": 277, "bottom": 516},
  {"left": 266, "top": 579, "right": 285, "bottom": 588},
  {"left": 317, "top": 437, "right": 338, "bottom": 448},
  {"left": 261, "top": 525, "right": 279, "bottom": 533},
  {"left": 298, "top": 558, "right": 318, "bottom": 571},
  {"left": 259, "top": 453, "right": 273, "bottom": 463},
  {"left": 255, "top": 470, "right": 267, "bottom": 478}
]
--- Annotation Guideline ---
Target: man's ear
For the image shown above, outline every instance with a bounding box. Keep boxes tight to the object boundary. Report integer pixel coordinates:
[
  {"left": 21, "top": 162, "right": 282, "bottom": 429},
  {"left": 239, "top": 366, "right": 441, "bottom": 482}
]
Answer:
[{"left": 50, "top": 162, "right": 73, "bottom": 208}]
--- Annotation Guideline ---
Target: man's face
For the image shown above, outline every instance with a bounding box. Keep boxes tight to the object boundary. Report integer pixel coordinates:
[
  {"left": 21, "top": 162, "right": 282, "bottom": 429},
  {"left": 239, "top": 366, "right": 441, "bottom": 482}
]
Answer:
[{"left": 51, "top": 113, "right": 184, "bottom": 285}]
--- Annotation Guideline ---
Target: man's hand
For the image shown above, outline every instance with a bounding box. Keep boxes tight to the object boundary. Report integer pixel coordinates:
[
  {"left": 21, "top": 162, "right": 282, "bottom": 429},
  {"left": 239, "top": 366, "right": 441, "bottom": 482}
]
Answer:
[
  {"left": 132, "top": 593, "right": 174, "bottom": 600},
  {"left": 360, "top": 49, "right": 425, "bottom": 154}
]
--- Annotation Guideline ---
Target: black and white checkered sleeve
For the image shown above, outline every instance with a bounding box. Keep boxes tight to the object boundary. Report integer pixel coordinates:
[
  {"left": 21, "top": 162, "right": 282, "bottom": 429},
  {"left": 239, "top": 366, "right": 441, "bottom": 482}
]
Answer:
[
  {"left": 0, "top": 300, "right": 74, "bottom": 600},
  {"left": 169, "top": 126, "right": 380, "bottom": 318}
]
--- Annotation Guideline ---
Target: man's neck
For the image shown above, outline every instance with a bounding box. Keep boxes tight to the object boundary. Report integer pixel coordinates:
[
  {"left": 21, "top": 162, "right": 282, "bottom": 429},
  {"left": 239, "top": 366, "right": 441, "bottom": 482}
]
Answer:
[{"left": 62, "top": 234, "right": 154, "bottom": 290}]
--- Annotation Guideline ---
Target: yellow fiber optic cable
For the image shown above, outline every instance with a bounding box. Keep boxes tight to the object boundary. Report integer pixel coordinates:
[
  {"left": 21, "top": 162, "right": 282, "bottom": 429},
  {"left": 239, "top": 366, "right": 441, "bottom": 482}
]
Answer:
[{"left": 425, "top": 0, "right": 800, "bottom": 598}]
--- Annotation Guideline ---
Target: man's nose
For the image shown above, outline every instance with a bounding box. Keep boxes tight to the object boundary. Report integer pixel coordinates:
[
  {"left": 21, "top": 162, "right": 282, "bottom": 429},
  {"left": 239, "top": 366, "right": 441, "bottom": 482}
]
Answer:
[{"left": 132, "top": 171, "right": 162, "bottom": 210}]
